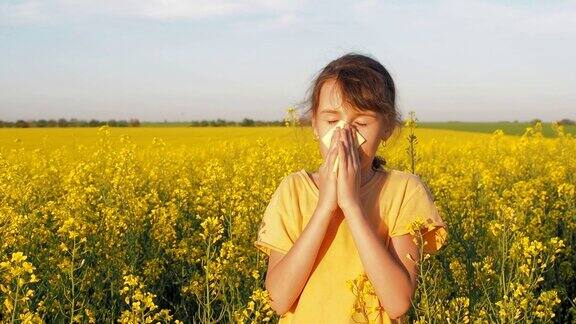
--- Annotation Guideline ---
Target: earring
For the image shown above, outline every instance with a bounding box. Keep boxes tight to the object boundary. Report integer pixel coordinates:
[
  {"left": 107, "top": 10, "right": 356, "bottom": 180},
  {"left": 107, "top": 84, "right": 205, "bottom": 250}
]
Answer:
[
  {"left": 380, "top": 140, "right": 387, "bottom": 148},
  {"left": 313, "top": 133, "right": 319, "bottom": 141}
]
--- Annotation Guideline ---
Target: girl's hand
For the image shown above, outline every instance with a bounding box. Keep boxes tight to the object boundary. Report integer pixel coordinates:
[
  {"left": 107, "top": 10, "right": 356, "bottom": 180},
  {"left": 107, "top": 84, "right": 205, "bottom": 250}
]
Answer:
[
  {"left": 337, "top": 124, "right": 362, "bottom": 213},
  {"left": 317, "top": 128, "right": 341, "bottom": 216}
]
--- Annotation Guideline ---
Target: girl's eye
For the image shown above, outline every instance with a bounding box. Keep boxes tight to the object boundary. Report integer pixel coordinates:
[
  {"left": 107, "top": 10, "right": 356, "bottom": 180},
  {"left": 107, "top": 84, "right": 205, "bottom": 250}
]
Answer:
[{"left": 327, "top": 120, "right": 366, "bottom": 126}]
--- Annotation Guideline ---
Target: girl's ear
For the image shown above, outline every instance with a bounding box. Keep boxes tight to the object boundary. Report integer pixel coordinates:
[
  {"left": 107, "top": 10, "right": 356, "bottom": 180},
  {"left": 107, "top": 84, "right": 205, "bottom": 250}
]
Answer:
[
  {"left": 382, "top": 127, "right": 393, "bottom": 142},
  {"left": 379, "top": 115, "right": 394, "bottom": 141}
]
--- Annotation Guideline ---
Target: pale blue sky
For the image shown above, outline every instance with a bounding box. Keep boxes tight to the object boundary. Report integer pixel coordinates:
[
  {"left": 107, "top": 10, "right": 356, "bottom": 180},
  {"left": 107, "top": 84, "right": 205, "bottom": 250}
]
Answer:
[{"left": 1, "top": 0, "right": 575, "bottom": 122}]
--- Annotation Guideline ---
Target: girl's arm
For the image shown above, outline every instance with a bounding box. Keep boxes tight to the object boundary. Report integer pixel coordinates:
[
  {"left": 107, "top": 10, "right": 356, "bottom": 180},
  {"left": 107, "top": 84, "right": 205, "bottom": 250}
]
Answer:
[
  {"left": 264, "top": 204, "right": 334, "bottom": 315},
  {"left": 343, "top": 205, "right": 418, "bottom": 320}
]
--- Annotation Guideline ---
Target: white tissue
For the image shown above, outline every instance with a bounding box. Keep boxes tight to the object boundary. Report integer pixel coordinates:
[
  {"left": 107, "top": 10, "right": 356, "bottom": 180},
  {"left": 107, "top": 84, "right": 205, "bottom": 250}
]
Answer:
[{"left": 320, "top": 120, "right": 366, "bottom": 173}]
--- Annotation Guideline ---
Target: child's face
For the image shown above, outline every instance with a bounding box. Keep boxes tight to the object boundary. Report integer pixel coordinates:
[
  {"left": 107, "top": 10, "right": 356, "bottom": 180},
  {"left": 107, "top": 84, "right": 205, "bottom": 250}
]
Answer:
[{"left": 312, "top": 78, "right": 388, "bottom": 172}]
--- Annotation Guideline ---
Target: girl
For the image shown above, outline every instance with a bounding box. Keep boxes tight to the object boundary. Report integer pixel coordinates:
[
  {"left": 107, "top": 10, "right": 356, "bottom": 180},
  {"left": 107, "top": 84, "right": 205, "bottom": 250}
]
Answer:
[{"left": 254, "top": 53, "right": 448, "bottom": 323}]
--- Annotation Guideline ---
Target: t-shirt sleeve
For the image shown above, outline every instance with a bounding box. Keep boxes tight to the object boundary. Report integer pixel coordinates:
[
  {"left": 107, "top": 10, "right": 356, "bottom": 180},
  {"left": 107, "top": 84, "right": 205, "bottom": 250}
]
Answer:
[
  {"left": 389, "top": 178, "right": 448, "bottom": 254},
  {"left": 253, "top": 175, "right": 295, "bottom": 256}
]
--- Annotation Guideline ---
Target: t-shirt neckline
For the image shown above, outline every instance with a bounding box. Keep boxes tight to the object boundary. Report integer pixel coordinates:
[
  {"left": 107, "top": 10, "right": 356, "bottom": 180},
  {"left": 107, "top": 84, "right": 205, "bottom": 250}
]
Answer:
[{"left": 299, "top": 168, "right": 391, "bottom": 198}]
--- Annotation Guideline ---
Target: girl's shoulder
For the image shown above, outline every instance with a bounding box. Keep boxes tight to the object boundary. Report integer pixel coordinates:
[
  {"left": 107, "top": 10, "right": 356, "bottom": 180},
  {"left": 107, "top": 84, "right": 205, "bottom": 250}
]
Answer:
[
  {"left": 269, "top": 171, "right": 304, "bottom": 197},
  {"left": 378, "top": 168, "right": 433, "bottom": 201},
  {"left": 384, "top": 168, "right": 417, "bottom": 180},
  {"left": 386, "top": 168, "right": 426, "bottom": 186}
]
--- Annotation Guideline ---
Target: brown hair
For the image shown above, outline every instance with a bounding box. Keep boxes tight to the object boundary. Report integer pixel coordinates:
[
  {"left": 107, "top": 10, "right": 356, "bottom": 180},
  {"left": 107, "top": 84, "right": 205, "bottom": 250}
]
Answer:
[{"left": 298, "top": 52, "right": 403, "bottom": 171}]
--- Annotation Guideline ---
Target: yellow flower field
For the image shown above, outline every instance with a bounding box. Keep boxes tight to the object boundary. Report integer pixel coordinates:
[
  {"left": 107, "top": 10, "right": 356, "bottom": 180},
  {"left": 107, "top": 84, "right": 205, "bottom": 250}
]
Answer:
[{"left": 0, "top": 121, "right": 574, "bottom": 323}]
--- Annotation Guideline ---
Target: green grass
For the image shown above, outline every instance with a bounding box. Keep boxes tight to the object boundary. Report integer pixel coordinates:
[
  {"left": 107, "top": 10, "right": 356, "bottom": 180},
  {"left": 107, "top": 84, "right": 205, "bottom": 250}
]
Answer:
[{"left": 418, "top": 121, "right": 575, "bottom": 138}]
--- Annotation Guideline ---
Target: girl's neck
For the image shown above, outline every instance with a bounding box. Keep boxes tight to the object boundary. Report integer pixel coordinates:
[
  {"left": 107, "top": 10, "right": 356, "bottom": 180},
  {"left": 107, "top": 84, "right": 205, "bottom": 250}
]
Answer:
[{"left": 359, "top": 167, "right": 377, "bottom": 187}]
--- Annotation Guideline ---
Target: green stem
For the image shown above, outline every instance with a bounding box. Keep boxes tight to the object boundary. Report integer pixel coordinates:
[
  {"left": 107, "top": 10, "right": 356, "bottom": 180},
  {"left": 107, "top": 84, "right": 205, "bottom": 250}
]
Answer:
[
  {"left": 419, "top": 235, "right": 432, "bottom": 322},
  {"left": 70, "top": 238, "right": 76, "bottom": 324},
  {"left": 205, "top": 239, "right": 212, "bottom": 323},
  {"left": 10, "top": 283, "right": 19, "bottom": 324}
]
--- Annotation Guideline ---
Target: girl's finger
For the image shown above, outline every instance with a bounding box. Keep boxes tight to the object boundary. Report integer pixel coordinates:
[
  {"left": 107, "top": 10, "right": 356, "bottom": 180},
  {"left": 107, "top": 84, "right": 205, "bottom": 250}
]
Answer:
[
  {"left": 330, "top": 128, "right": 339, "bottom": 150},
  {"left": 328, "top": 140, "right": 339, "bottom": 165},
  {"left": 344, "top": 127, "right": 354, "bottom": 170},
  {"left": 341, "top": 128, "right": 350, "bottom": 169},
  {"left": 351, "top": 127, "right": 359, "bottom": 150},
  {"left": 327, "top": 131, "right": 340, "bottom": 168},
  {"left": 340, "top": 127, "right": 346, "bottom": 148},
  {"left": 351, "top": 128, "right": 360, "bottom": 169},
  {"left": 346, "top": 127, "right": 354, "bottom": 167},
  {"left": 326, "top": 129, "right": 339, "bottom": 158},
  {"left": 344, "top": 127, "right": 354, "bottom": 155},
  {"left": 339, "top": 136, "right": 348, "bottom": 172}
]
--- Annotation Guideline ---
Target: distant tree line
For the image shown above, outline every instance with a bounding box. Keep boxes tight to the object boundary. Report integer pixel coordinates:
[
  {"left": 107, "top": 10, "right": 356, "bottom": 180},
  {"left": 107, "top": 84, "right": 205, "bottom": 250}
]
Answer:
[
  {"left": 0, "top": 117, "right": 294, "bottom": 128},
  {"left": 530, "top": 118, "right": 575, "bottom": 126},
  {"left": 189, "top": 118, "right": 287, "bottom": 127},
  {"left": 556, "top": 118, "right": 576, "bottom": 126},
  {"left": 2, "top": 117, "right": 574, "bottom": 128},
  {"left": 0, "top": 118, "right": 141, "bottom": 128}
]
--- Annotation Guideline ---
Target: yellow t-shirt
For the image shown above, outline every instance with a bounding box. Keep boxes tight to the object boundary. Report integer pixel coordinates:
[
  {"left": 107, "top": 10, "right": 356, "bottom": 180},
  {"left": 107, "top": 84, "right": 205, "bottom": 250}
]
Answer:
[{"left": 254, "top": 168, "right": 448, "bottom": 323}]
